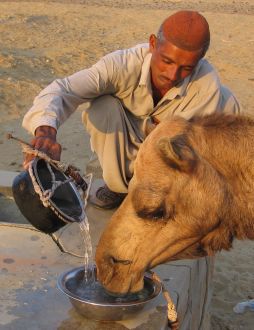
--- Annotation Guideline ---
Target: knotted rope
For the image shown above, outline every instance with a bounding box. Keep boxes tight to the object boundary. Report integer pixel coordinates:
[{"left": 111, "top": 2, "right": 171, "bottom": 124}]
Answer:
[{"left": 149, "top": 270, "right": 179, "bottom": 329}]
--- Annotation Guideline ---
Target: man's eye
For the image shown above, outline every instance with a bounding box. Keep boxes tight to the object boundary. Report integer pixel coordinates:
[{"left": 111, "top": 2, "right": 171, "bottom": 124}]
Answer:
[
  {"left": 183, "top": 67, "right": 193, "bottom": 72},
  {"left": 163, "top": 59, "right": 172, "bottom": 64}
]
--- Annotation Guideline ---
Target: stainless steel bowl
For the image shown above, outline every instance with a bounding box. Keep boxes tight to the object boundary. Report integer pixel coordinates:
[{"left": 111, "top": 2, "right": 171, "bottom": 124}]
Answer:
[{"left": 57, "top": 266, "right": 162, "bottom": 321}]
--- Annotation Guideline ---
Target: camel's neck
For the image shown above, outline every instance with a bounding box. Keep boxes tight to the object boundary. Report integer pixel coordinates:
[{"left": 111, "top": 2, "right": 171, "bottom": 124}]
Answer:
[
  {"left": 191, "top": 117, "right": 254, "bottom": 240},
  {"left": 192, "top": 120, "right": 254, "bottom": 184}
]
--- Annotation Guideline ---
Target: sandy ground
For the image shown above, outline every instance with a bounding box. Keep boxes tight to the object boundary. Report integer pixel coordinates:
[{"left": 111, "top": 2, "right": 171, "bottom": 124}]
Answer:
[{"left": 0, "top": 1, "right": 254, "bottom": 329}]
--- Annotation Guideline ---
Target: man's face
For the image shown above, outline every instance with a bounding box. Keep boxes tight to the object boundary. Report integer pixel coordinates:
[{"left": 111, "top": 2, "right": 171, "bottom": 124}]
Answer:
[{"left": 149, "top": 34, "right": 203, "bottom": 97}]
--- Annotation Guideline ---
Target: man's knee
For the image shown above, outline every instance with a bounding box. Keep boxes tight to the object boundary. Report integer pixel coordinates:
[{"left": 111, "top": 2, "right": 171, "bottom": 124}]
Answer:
[{"left": 82, "top": 95, "right": 123, "bottom": 133}]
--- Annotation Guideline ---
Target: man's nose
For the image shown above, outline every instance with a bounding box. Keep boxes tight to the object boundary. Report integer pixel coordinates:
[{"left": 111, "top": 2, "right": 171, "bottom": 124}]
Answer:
[{"left": 166, "top": 65, "right": 179, "bottom": 82}]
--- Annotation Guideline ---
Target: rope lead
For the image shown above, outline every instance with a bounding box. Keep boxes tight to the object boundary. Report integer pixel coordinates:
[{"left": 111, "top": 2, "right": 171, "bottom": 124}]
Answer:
[{"left": 150, "top": 271, "right": 179, "bottom": 329}]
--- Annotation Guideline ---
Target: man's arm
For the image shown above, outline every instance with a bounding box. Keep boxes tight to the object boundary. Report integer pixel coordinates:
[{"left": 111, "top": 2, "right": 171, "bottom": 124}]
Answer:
[
  {"left": 22, "top": 55, "right": 117, "bottom": 167},
  {"left": 23, "top": 56, "right": 116, "bottom": 135}
]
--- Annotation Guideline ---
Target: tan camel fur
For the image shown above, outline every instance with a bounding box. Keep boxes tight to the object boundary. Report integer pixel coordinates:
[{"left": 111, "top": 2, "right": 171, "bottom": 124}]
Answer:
[{"left": 96, "top": 113, "right": 254, "bottom": 294}]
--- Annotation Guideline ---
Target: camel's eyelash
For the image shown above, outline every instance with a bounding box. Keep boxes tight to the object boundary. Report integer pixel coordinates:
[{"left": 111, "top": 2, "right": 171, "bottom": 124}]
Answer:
[{"left": 137, "top": 207, "right": 166, "bottom": 221}]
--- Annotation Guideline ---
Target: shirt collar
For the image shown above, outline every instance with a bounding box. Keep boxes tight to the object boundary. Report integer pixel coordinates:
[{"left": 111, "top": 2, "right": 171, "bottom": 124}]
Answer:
[
  {"left": 165, "top": 74, "right": 191, "bottom": 99},
  {"left": 139, "top": 52, "right": 152, "bottom": 87},
  {"left": 139, "top": 52, "right": 202, "bottom": 99}
]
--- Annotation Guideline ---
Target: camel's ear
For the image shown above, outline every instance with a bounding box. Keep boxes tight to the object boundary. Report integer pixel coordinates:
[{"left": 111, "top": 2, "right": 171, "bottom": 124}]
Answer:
[{"left": 157, "top": 134, "right": 197, "bottom": 173}]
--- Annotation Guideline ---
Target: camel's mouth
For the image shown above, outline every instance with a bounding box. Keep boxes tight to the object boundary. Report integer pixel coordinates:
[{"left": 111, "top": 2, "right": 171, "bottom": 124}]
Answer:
[
  {"left": 99, "top": 269, "right": 145, "bottom": 295},
  {"left": 104, "top": 285, "right": 144, "bottom": 298},
  {"left": 96, "top": 256, "right": 145, "bottom": 294}
]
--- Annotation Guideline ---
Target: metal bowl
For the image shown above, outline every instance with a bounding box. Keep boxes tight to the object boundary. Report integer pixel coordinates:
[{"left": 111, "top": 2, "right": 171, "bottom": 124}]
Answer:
[{"left": 57, "top": 266, "right": 162, "bottom": 321}]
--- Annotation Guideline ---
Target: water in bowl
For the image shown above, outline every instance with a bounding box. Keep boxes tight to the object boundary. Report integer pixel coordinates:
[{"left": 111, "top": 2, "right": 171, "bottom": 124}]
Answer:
[{"left": 66, "top": 269, "right": 153, "bottom": 304}]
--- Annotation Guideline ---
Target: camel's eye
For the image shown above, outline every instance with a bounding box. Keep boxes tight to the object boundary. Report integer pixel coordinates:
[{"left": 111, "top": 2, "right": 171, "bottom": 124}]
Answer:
[
  {"left": 149, "top": 208, "right": 165, "bottom": 220},
  {"left": 137, "top": 207, "right": 166, "bottom": 221}
]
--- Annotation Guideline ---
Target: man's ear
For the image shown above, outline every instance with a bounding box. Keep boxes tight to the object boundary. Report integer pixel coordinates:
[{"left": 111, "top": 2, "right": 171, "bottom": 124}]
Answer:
[
  {"left": 149, "top": 34, "right": 157, "bottom": 52},
  {"left": 157, "top": 134, "right": 197, "bottom": 173}
]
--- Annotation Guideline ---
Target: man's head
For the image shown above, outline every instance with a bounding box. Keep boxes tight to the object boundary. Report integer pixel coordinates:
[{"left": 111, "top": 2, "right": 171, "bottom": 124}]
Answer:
[{"left": 149, "top": 11, "right": 210, "bottom": 97}]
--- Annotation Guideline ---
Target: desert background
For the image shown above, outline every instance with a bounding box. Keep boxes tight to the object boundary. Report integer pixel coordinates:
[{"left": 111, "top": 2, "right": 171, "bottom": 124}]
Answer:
[{"left": 0, "top": 1, "right": 254, "bottom": 329}]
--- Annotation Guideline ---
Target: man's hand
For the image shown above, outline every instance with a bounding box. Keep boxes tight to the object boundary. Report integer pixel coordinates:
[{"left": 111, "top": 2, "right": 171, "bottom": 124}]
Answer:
[{"left": 23, "top": 126, "right": 62, "bottom": 169}]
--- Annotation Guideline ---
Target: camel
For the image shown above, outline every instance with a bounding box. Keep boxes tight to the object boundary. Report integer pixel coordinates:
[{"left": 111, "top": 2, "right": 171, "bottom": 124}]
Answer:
[{"left": 95, "top": 113, "right": 254, "bottom": 294}]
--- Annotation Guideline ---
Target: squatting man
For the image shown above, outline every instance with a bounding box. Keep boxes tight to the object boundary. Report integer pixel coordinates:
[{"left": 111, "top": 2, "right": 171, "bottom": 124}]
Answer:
[{"left": 23, "top": 10, "right": 241, "bottom": 209}]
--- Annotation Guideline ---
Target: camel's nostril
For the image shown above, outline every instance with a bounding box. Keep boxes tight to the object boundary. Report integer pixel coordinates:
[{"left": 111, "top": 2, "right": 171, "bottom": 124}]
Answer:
[{"left": 110, "top": 256, "right": 132, "bottom": 265}]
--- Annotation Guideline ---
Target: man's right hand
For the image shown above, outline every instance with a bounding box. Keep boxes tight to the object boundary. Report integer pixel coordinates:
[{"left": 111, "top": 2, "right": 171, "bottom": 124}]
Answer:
[{"left": 23, "top": 126, "right": 62, "bottom": 169}]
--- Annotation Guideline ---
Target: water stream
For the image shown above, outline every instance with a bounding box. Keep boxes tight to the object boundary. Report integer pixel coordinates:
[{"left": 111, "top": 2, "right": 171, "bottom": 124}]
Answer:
[{"left": 79, "top": 217, "right": 95, "bottom": 285}]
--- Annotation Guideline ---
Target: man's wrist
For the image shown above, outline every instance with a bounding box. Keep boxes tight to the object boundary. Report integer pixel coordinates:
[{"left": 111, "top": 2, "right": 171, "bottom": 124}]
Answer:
[{"left": 35, "top": 126, "right": 57, "bottom": 140}]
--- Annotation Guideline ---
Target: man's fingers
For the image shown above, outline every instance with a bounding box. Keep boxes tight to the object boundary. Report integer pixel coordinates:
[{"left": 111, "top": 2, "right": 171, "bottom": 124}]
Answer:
[
  {"left": 23, "top": 154, "right": 35, "bottom": 169},
  {"left": 22, "top": 137, "right": 62, "bottom": 169},
  {"left": 32, "top": 137, "right": 61, "bottom": 159},
  {"left": 51, "top": 143, "right": 62, "bottom": 160}
]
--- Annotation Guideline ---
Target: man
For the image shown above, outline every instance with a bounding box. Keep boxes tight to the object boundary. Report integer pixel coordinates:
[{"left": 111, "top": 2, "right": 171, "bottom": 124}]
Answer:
[{"left": 23, "top": 10, "right": 241, "bottom": 209}]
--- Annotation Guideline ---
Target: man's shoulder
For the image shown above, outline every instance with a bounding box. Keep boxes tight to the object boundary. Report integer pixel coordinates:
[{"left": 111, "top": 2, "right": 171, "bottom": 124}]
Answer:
[
  {"left": 103, "top": 43, "right": 150, "bottom": 67},
  {"left": 191, "top": 59, "right": 221, "bottom": 90}
]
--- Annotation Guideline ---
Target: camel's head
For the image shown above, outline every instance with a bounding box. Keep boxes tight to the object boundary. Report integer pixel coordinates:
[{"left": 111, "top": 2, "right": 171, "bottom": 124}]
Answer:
[{"left": 96, "top": 117, "right": 235, "bottom": 295}]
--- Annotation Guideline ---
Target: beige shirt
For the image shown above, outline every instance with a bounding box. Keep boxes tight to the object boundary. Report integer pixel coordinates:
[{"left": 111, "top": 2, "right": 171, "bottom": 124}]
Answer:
[{"left": 23, "top": 43, "right": 241, "bottom": 134}]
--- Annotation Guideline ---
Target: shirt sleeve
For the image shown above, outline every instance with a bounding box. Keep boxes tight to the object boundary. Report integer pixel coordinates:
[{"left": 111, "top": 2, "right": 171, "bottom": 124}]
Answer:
[
  {"left": 183, "top": 85, "right": 243, "bottom": 118},
  {"left": 178, "top": 61, "right": 242, "bottom": 120},
  {"left": 22, "top": 56, "right": 117, "bottom": 135}
]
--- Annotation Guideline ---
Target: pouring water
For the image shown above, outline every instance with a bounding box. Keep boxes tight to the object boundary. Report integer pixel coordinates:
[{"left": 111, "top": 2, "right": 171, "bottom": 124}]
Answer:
[{"left": 79, "top": 216, "right": 95, "bottom": 285}]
